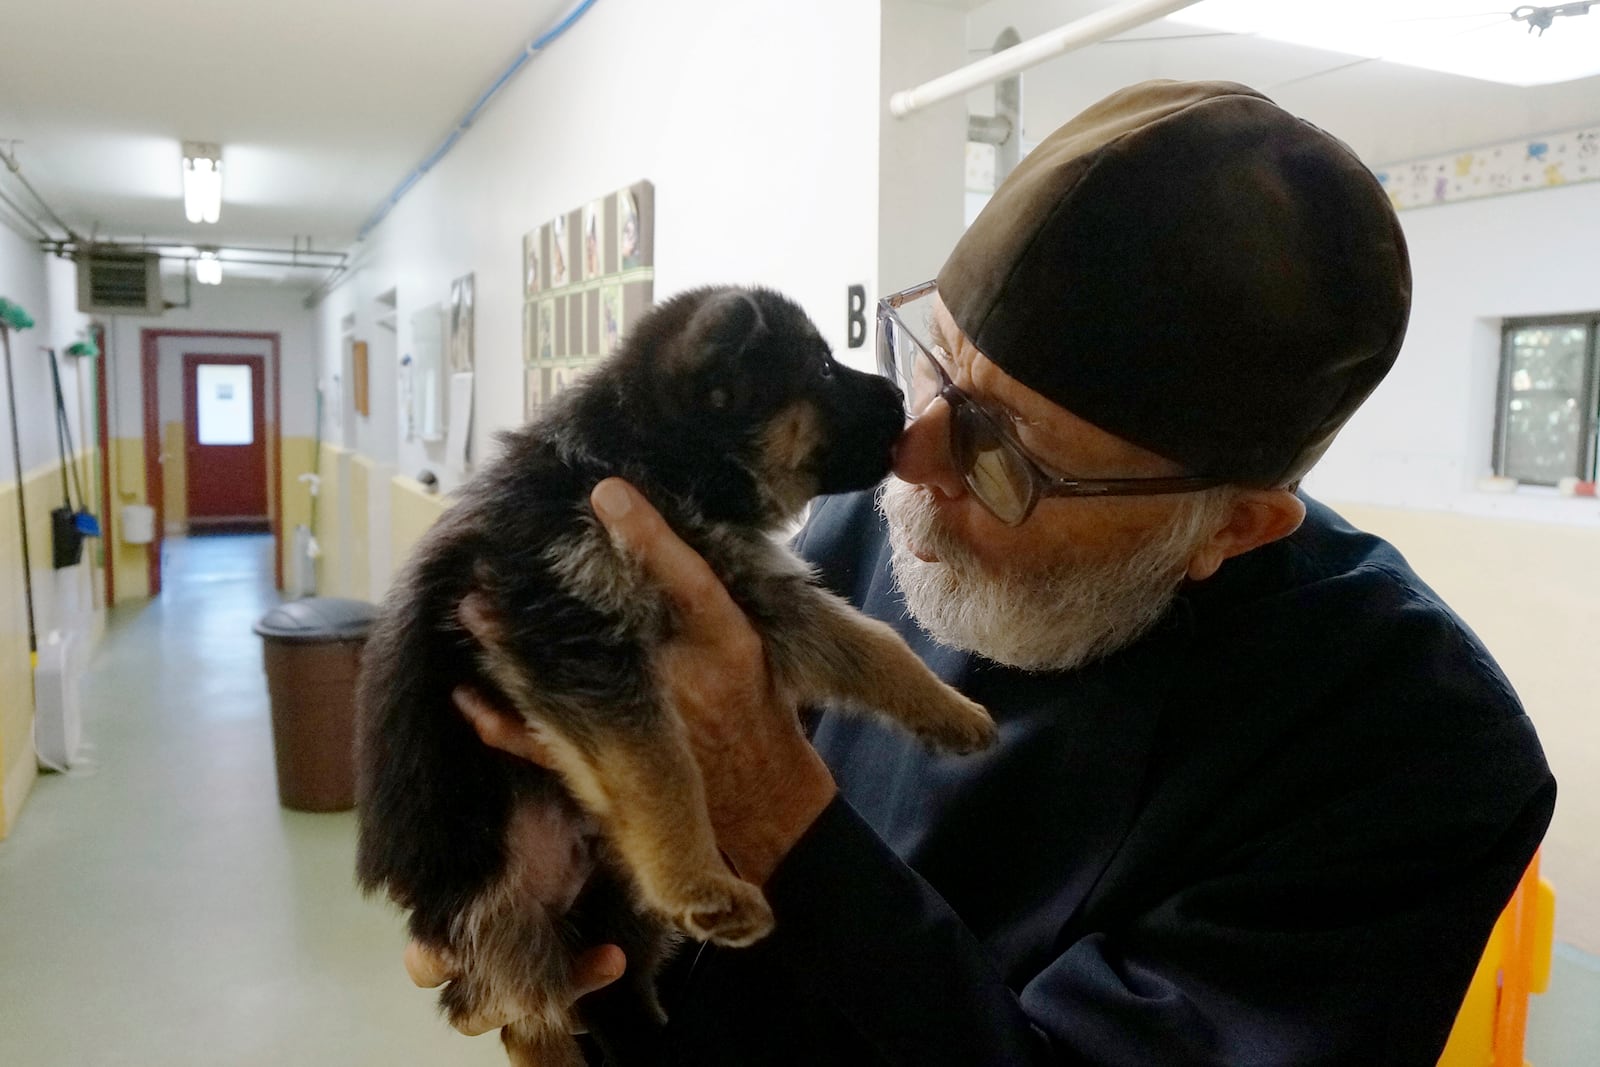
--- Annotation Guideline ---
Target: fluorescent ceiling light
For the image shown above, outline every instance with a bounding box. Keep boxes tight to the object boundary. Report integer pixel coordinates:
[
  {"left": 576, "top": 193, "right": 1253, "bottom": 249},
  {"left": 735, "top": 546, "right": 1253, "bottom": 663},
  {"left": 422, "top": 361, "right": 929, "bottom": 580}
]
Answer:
[
  {"left": 182, "top": 142, "right": 223, "bottom": 224},
  {"left": 196, "top": 250, "right": 222, "bottom": 286},
  {"left": 1169, "top": 1, "right": 1600, "bottom": 87}
]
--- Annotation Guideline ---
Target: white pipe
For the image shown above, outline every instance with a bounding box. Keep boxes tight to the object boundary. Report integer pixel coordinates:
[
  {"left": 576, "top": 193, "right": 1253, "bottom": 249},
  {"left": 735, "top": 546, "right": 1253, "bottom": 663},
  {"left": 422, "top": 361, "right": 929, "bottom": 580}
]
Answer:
[{"left": 889, "top": 0, "right": 1207, "bottom": 118}]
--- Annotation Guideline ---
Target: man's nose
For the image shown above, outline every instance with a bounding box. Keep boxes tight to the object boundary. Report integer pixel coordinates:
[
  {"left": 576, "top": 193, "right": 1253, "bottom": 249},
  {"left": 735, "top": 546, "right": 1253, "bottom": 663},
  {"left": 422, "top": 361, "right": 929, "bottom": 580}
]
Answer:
[{"left": 890, "top": 399, "right": 966, "bottom": 499}]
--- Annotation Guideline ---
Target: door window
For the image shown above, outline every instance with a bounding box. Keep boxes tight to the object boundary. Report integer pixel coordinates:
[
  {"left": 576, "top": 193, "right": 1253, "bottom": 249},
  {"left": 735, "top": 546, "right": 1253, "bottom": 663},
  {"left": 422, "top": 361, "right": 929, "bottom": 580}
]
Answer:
[{"left": 196, "top": 363, "right": 253, "bottom": 445}]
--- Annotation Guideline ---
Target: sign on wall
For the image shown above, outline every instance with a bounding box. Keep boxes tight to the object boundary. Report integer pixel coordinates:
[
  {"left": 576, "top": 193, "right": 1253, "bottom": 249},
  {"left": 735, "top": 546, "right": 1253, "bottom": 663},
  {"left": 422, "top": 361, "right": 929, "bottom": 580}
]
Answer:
[{"left": 522, "top": 181, "right": 655, "bottom": 418}]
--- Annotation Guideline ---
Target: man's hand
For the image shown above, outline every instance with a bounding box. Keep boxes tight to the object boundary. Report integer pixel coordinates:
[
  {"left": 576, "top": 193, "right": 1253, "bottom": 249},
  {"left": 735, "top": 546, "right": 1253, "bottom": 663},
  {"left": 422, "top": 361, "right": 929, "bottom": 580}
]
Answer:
[
  {"left": 403, "top": 929, "right": 626, "bottom": 1036},
  {"left": 458, "top": 477, "right": 837, "bottom": 885},
  {"left": 585, "top": 477, "right": 838, "bottom": 886}
]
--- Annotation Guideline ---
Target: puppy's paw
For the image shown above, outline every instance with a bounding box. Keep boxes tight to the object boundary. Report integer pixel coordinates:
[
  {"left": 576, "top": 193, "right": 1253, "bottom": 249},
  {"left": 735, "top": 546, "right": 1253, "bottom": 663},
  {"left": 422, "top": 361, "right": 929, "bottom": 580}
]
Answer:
[
  {"left": 676, "top": 876, "right": 774, "bottom": 947},
  {"left": 916, "top": 694, "right": 998, "bottom": 755}
]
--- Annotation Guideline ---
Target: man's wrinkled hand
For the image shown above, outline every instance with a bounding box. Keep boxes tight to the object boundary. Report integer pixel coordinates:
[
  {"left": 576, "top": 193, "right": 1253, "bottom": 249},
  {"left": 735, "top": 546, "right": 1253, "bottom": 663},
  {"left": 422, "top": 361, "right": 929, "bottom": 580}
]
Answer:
[{"left": 403, "top": 939, "right": 627, "bottom": 1036}]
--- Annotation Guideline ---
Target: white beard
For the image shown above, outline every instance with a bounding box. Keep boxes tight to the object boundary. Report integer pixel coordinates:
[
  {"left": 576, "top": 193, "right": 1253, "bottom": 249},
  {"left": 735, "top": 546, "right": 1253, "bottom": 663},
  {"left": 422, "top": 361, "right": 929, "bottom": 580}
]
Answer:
[{"left": 878, "top": 479, "right": 1226, "bottom": 672}]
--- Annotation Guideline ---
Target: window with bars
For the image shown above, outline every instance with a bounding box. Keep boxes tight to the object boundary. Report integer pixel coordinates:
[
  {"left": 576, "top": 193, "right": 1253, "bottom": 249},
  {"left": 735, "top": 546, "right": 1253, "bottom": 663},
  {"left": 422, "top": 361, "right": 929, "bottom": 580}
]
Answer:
[{"left": 1493, "top": 314, "right": 1600, "bottom": 486}]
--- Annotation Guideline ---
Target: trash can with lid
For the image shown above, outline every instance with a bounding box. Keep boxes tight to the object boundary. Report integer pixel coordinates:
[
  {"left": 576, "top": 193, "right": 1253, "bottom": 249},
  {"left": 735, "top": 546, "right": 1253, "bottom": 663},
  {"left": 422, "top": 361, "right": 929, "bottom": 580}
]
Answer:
[{"left": 253, "top": 597, "right": 378, "bottom": 812}]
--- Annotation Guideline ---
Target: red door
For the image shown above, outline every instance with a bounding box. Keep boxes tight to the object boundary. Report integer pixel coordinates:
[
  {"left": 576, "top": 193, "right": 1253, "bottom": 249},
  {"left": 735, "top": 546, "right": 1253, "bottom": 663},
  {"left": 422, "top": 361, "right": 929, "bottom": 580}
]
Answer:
[{"left": 183, "top": 354, "right": 269, "bottom": 533}]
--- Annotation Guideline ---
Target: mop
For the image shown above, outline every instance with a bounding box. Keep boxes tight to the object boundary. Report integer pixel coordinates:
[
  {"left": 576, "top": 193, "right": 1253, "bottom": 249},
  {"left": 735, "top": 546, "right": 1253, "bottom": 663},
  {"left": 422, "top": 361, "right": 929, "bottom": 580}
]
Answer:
[{"left": 0, "top": 296, "right": 38, "bottom": 663}]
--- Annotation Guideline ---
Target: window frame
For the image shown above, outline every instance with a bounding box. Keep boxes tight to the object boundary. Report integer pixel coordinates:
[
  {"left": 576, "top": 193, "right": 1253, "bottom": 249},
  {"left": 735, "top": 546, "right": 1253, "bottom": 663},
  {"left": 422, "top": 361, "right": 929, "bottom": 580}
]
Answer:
[{"left": 1492, "top": 312, "right": 1600, "bottom": 486}]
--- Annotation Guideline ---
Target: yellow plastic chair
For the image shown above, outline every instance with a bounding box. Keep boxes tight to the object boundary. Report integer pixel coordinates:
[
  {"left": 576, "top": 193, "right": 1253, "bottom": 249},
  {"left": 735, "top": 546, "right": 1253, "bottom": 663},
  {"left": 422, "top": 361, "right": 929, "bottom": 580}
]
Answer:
[{"left": 1437, "top": 851, "right": 1556, "bottom": 1067}]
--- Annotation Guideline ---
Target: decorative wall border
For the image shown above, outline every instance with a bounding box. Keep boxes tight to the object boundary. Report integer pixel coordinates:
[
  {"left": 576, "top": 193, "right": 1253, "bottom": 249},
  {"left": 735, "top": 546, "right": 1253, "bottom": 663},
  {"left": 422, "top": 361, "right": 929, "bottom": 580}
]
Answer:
[{"left": 1375, "top": 125, "right": 1600, "bottom": 211}]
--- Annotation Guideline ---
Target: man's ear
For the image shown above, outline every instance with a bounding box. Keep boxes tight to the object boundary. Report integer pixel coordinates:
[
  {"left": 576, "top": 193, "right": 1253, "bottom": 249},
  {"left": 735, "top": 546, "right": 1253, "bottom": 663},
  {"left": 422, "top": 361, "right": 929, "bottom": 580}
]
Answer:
[{"left": 1186, "top": 489, "right": 1306, "bottom": 582}]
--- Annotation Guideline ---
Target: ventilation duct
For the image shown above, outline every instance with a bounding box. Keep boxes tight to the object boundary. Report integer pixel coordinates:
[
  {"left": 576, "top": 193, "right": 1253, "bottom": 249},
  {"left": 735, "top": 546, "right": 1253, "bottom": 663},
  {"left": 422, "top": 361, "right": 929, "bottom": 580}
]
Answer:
[{"left": 76, "top": 247, "right": 164, "bottom": 315}]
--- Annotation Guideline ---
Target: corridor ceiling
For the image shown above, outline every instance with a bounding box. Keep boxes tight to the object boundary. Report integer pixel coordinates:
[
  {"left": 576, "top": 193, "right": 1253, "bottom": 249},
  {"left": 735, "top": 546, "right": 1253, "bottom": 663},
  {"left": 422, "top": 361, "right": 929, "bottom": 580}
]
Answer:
[
  {"left": 0, "top": 0, "right": 1595, "bottom": 287},
  {"left": 0, "top": 0, "right": 572, "bottom": 264}
]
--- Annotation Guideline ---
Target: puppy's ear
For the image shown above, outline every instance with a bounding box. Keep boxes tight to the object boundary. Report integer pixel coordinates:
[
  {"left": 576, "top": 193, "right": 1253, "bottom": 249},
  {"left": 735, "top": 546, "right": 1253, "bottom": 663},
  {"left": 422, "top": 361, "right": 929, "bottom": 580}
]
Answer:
[
  {"left": 681, "top": 289, "right": 767, "bottom": 371},
  {"left": 663, "top": 289, "right": 768, "bottom": 417}
]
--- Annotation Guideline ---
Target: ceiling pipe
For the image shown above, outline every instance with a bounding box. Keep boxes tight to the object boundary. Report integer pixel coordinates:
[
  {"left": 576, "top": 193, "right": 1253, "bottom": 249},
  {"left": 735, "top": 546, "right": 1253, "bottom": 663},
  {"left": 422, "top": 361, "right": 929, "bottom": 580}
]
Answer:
[
  {"left": 40, "top": 238, "right": 347, "bottom": 269},
  {"left": 0, "top": 143, "right": 82, "bottom": 242},
  {"left": 889, "top": 0, "right": 1206, "bottom": 118},
  {"left": 0, "top": 184, "right": 53, "bottom": 242},
  {"left": 355, "top": 0, "right": 600, "bottom": 242}
]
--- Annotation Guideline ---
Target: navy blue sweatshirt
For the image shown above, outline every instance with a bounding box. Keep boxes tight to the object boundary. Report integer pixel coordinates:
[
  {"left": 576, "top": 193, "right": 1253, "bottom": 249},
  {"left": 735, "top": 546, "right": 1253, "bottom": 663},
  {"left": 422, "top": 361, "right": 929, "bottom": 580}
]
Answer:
[{"left": 593, "top": 492, "right": 1554, "bottom": 1065}]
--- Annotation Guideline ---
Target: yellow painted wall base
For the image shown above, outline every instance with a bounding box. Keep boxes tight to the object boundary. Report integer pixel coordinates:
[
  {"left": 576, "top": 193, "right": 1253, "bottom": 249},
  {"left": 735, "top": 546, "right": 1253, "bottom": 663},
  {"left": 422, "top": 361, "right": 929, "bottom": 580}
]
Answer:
[
  {"left": 390, "top": 475, "right": 451, "bottom": 577},
  {"left": 314, "top": 443, "right": 348, "bottom": 597},
  {"left": 348, "top": 455, "right": 373, "bottom": 602},
  {"left": 279, "top": 436, "right": 316, "bottom": 589},
  {"left": 109, "top": 436, "right": 150, "bottom": 604},
  {"left": 1332, "top": 501, "right": 1599, "bottom": 953}
]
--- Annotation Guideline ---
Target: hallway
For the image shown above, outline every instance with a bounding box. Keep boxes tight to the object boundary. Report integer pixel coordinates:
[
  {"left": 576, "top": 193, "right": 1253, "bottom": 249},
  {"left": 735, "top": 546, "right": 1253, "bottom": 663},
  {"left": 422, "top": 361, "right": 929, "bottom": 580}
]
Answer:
[{"left": 0, "top": 535, "right": 500, "bottom": 1065}]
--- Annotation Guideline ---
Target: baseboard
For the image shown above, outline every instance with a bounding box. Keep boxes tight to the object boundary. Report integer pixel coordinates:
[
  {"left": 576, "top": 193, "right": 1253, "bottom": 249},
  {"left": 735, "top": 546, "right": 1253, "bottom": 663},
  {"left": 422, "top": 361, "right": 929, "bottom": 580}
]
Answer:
[{"left": 1, "top": 741, "right": 38, "bottom": 839}]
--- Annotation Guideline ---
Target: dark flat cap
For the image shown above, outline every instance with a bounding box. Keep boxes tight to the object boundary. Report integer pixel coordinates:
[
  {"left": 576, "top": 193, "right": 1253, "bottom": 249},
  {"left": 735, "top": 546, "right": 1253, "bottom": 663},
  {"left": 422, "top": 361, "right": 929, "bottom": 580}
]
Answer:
[{"left": 937, "top": 79, "right": 1411, "bottom": 487}]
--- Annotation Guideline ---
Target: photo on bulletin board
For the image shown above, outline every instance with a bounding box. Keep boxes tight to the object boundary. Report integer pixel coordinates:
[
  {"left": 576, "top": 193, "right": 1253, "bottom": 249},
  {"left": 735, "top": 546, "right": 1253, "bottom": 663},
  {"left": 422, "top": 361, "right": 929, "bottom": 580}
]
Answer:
[
  {"left": 538, "top": 300, "right": 555, "bottom": 362},
  {"left": 541, "top": 364, "right": 570, "bottom": 408},
  {"left": 523, "top": 229, "right": 542, "bottom": 298},
  {"left": 619, "top": 181, "right": 653, "bottom": 270},
  {"left": 601, "top": 283, "right": 622, "bottom": 355},
  {"left": 554, "top": 296, "right": 568, "bottom": 359},
  {"left": 550, "top": 214, "right": 569, "bottom": 288},
  {"left": 566, "top": 209, "right": 582, "bottom": 282},
  {"left": 448, "top": 273, "right": 475, "bottom": 372},
  {"left": 582, "top": 199, "right": 604, "bottom": 281}
]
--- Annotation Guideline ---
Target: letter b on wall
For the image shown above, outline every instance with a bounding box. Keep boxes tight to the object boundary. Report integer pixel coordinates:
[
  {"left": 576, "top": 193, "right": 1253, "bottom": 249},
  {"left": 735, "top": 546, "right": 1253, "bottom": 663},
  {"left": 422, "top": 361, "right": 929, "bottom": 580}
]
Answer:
[{"left": 847, "top": 284, "right": 867, "bottom": 349}]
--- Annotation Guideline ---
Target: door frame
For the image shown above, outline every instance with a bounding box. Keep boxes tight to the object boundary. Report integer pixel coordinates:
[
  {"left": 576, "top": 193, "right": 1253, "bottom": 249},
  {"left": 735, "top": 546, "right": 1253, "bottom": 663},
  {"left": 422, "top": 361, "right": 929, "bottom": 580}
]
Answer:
[
  {"left": 181, "top": 352, "right": 269, "bottom": 533},
  {"left": 93, "top": 323, "right": 113, "bottom": 607},
  {"left": 140, "top": 329, "right": 282, "bottom": 596}
]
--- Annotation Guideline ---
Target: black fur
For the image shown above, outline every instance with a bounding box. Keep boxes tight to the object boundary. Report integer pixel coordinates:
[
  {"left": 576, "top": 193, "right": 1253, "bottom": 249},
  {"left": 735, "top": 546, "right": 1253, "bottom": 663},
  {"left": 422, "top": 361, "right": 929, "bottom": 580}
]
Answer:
[{"left": 354, "top": 286, "right": 904, "bottom": 1058}]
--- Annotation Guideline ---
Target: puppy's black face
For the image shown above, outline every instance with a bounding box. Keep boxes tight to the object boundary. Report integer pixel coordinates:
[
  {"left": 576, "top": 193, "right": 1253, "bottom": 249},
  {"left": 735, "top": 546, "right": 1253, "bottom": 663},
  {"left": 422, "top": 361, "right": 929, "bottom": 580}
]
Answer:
[{"left": 622, "top": 286, "right": 905, "bottom": 520}]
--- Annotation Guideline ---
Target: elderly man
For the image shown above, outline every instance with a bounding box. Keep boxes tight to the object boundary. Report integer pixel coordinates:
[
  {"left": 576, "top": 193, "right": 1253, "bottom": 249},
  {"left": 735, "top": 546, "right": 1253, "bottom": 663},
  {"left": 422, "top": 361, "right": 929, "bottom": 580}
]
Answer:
[{"left": 414, "top": 80, "right": 1554, "bottom": 1065}]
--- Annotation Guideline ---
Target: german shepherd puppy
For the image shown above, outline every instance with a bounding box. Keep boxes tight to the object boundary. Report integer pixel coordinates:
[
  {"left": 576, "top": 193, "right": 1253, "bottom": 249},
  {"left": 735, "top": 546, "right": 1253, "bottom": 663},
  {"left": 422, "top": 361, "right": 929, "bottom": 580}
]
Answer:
[{"left": 355, "top": 286, "right": 996, "bottom": 1066}]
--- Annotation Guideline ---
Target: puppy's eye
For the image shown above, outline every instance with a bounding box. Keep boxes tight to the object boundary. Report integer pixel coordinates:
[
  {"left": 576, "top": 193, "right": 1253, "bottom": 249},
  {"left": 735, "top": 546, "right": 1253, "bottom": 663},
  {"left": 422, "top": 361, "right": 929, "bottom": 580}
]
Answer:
[
  {"left": 817, "top": 361, "right": 834, "bottom": 381},
  {"left": 707, "top": 387, "right": 730, "bottom": 409}
]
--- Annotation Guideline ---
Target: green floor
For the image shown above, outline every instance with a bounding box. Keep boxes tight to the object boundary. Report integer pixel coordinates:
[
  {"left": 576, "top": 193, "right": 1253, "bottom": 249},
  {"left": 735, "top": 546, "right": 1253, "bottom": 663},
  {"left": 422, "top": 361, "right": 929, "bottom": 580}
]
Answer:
[
  {"left": 0, "top": 534, "right": 1594, "bottom": 1065},
  {"left": 0, "top": 536, "right": 502, "bottom": 1066}
]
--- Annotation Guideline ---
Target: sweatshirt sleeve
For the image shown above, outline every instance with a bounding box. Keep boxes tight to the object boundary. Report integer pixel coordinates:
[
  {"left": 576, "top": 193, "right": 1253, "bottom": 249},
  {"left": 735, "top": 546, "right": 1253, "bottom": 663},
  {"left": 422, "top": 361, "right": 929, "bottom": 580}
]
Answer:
[{"left": 761, "top": 714, "right": 1554, "bottom": 1067}]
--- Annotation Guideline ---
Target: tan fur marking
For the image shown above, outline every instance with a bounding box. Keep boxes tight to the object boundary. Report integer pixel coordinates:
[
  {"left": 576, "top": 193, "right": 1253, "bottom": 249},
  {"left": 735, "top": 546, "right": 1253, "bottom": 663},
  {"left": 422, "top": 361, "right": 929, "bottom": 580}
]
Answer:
[
  {"left": 756, "top": 401, "right": 824, "bottom": 519},
  {"left": 762, "top": 401, "right": 825, "bottom": 472},
  {"left": 586, "top": 714, "right": 774, "bottom": 946},
  {"left": 775, "top": 588, "right": 998, "bottom": 755}
]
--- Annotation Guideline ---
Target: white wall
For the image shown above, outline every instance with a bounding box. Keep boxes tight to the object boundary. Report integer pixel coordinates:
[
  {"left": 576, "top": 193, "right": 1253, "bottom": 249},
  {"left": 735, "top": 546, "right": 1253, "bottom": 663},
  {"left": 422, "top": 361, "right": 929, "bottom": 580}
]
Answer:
[
  {"left": 879, "top": 1, "right": 969, "bottom": 297},
  {"left": 315, "top": 0, "right": 884, "bottom": 494},
  {"left": 105, "top": 281, "right": 317, "bottom": 441},
  {"left": 0, "top": 232, "right": 97, "bottom": 640},
  {"left": 1306, "top": 180, "right": 1600, "bottom": 531},
  {"left": 0, "top": 234, "right": 91, "bottom": 477}
]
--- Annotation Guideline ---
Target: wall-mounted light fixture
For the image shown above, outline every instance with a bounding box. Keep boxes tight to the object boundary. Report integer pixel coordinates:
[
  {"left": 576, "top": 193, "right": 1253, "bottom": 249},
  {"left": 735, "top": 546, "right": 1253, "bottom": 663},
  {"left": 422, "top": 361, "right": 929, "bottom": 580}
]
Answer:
[
  {"left": 195, "top": 249, "right": 222, "bottom": 285},
  {"left": 182, "top": 142, "right": 222, "bottom": 224}
]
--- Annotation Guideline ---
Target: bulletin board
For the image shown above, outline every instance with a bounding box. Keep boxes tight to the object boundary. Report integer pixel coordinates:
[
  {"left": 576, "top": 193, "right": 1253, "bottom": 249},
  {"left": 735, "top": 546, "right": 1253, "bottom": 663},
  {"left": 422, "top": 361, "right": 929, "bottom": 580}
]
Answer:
[{"left": 522, "top": 180, "right": 655, "bottom": 418}]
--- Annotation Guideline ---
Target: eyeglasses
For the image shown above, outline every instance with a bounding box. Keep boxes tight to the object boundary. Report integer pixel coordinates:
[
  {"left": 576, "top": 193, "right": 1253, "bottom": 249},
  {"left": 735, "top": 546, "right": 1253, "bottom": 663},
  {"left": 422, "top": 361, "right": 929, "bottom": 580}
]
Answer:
[{"left": 876, "top": 279, "right": 1222, "bottom": 526}]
